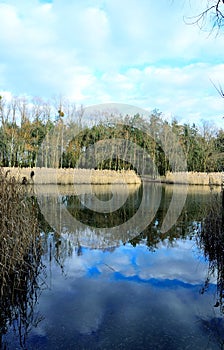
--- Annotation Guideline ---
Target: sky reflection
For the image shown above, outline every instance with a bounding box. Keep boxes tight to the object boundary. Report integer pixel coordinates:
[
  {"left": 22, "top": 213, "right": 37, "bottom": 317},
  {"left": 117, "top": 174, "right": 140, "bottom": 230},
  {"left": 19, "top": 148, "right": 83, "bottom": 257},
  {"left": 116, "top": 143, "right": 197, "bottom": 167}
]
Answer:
[
  {"left": 23, "top": 238, "right": 223, "bottom": 350},
  {"left": 3, "top": 184, "right": 223, "bottom": 349},
  {"left": 48, "top": 239, "right": 210, "bottom": 286}
]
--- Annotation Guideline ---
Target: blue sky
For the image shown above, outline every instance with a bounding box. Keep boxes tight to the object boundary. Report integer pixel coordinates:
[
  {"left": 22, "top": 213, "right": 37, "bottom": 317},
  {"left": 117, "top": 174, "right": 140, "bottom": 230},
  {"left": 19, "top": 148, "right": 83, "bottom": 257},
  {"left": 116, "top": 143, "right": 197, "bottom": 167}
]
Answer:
[{"left": 0, "top": 0, "right": 224, "bottom": 127}]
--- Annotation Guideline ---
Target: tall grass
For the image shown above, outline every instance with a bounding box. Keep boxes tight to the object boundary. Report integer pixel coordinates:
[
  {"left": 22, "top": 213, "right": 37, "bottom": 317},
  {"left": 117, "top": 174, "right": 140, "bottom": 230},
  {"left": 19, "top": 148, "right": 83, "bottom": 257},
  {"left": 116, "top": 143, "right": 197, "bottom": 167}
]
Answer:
[
  {"left": 0, "top": 169, "right": 42, "bottom": 347},
  {"left": 165, "top": 171, "right": 223, "bottom": 185},
  {"left": 2, "top": 167, "right": 141, "bottom": 185},
  {"left": 197, "top": 190, "right": 224, "bottom": 312},
  {"left": 3, "top": 167, "right": 223, "bottom": 185}
]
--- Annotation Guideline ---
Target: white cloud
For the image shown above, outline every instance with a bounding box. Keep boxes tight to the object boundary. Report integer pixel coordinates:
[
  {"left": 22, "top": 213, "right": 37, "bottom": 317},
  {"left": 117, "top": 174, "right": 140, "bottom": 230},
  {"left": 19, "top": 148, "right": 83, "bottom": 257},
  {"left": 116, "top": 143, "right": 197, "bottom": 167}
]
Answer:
[{"left": 0, "top": 0, "right": 223, "bottom": 127}]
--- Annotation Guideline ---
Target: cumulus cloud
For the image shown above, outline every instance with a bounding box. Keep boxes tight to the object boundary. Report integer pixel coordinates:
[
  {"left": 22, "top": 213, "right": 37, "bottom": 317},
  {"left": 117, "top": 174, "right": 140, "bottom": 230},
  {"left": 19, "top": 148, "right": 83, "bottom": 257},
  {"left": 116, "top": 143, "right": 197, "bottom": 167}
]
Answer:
[{"left": 0, "top": 0, "right": 224, "bottom": 126}]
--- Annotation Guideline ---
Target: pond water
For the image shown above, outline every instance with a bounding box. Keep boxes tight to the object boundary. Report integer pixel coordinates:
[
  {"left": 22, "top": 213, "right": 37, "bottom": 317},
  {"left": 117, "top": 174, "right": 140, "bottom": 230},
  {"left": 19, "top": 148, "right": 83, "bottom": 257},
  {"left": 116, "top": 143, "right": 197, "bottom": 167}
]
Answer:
[{"left": 1, "top": 183, "right": 224, "bottom": 349}]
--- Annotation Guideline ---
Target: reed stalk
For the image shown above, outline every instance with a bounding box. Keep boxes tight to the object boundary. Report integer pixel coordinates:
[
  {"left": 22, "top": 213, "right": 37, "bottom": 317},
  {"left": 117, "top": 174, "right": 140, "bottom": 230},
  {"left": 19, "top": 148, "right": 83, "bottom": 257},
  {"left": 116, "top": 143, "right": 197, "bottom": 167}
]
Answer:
[
  {"left": 0, "top": 168, "right": 42, "bottom": 347},
  {"left": 196, "top": 191, "right": 224, "bottom": 312}
]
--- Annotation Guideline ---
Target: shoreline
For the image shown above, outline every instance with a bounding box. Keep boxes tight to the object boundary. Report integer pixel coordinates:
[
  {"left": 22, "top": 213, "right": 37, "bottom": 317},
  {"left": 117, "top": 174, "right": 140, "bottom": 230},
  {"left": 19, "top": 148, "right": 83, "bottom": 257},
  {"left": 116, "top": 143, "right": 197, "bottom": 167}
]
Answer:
[
  {"left": 2, "top": 167, "right": 141, "bottom": 185},
  {"left": 143, "top": 172, "right": 223, "bottom": 186},
  {"left": 163, "top": 171, "right": 223, "bottom": 186},
  {"left": 1, "top": 167, "right": 223, "bottom": 186}
]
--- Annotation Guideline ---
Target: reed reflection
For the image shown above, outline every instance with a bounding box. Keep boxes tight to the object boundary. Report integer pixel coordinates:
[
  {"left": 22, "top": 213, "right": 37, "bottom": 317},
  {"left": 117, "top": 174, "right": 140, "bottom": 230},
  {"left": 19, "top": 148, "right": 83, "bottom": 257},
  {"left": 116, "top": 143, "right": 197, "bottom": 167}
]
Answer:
[
  {"left": 0, "top": 255, "right": 44, "bottom": 349},
  {"left": 196, "top": 190, "right": 224, "bottom": 312}
]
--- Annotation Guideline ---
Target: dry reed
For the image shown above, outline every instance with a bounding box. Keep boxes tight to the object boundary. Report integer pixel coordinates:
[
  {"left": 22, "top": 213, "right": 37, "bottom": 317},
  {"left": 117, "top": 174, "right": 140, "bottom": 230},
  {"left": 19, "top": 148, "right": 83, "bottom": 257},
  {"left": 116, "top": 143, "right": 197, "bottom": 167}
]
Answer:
[
  {"left": 3, "top": 168, "right": 223, "bottom": 186},
  {"left": 0, "top": 168, "right": 42, "bottom": 345},
  {"left": 196, "top": 191, "right": 224, "bottom": 312},
  {"left": 165, "top": 171, "right": 223, "bottom": 186},
  {"left": 2, "top": 167, "right": 141, "bottom": 185}
]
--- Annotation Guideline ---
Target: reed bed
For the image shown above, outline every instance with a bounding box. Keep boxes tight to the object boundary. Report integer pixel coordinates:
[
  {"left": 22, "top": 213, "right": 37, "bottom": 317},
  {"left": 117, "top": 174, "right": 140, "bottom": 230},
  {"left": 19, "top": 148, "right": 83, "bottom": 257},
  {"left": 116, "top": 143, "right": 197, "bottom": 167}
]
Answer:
[
  {"left": 0, "top": 169, "right": 42, "bottom": 343},
  {"left": 2, "top": 167, "right": 141, "bottom": 185},
  {"left": 196, "top": 191, "right": 224, "bottom": 311},
  {"left": 2, "top": 168, "right": 224, "bottom": 185},
  {"left": 165, "top": 171, "right": 223, "bottom": 186}
]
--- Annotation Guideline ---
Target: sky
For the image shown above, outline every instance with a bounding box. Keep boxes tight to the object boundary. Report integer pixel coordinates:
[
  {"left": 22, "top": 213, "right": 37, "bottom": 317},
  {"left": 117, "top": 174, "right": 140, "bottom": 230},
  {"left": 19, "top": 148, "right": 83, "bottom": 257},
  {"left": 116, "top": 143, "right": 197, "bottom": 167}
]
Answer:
[{"left": 0, "top": 0, "right": 224, "bottom": 128}]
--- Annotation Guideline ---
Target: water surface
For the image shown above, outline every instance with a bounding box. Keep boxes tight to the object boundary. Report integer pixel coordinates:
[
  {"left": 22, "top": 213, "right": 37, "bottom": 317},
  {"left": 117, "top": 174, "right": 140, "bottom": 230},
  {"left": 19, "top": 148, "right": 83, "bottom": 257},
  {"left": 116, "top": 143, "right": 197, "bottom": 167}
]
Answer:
[{"left": 1, "top": 183, "right": 224, "bottom": 350}]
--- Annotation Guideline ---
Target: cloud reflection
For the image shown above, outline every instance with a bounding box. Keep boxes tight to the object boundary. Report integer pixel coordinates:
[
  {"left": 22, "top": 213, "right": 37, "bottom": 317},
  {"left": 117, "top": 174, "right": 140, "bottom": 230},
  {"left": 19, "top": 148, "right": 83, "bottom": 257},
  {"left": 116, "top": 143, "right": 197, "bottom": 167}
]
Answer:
[{"left": 27, "top": 239, "right": 220, "bottom": 349}]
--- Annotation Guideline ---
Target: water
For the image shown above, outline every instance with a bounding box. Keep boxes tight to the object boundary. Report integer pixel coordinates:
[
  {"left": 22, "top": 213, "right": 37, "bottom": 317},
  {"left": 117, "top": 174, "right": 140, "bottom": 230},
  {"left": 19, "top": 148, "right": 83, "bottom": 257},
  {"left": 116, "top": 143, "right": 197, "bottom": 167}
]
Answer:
[{"left": 1, "top": 183, "right": 224, "bottom": 349}]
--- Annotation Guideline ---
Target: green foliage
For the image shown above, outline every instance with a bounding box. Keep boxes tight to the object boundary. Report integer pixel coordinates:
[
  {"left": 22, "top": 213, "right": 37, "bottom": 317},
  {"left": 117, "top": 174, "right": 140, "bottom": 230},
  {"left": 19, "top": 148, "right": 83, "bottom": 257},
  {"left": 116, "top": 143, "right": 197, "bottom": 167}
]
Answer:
[
  {"left": 0, "top": 98, "right": 223, "bottom": 173},
  {"left": 61, "top": 115, "right": 223, "bottom": 175}
]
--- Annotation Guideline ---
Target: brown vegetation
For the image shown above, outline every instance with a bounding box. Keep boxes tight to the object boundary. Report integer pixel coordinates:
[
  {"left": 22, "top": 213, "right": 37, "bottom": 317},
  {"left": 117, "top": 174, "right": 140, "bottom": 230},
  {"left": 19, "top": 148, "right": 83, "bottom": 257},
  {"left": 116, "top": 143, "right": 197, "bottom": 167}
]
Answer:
[
  {"left": 2, "top": 167, "right": 224, "bottom": 186},
  {"left": 0, "top": 169, "right": 42, "bottom": 345},
  {"left": 196, "top": 191, "right": 224, "bottom": 312},
  {"left": 164, "top": 171, "right": 223, "bottom": 186},
  {"left": 2, "top": 167, "right": 141, "bottom": 185}
]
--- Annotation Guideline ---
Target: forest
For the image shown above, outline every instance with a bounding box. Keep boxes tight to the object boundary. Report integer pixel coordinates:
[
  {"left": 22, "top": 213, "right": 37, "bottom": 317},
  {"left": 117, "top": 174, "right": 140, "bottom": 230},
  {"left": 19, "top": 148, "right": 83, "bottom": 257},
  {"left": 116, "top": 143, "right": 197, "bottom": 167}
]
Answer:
[{"left": 0, "top": 94, "right": 223, "bottom": 175}]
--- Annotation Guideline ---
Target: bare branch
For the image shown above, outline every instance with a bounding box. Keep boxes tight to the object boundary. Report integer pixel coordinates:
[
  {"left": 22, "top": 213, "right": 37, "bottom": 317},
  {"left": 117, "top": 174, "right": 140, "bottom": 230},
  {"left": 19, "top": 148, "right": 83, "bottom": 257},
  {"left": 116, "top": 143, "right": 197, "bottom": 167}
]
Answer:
[
  {"left": 210, "top": 79, "right": 224, "bottom": 98},
  {"left": 184, "top": 0, "right": 224, "bottom": 33}
]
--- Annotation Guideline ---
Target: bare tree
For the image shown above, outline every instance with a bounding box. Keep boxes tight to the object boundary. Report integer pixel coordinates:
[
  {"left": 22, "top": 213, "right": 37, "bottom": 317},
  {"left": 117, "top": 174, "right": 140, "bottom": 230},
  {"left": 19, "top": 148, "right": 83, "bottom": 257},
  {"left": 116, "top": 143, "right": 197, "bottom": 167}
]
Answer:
[
  {"left": 210, "top": 79, "right": 224, "bottom": 99},
  {"left": 184, "top": 1, "right": 224, "bottom": 113},
  {"left": 186, "top": 0, "right": 224, "bottom": 33}
]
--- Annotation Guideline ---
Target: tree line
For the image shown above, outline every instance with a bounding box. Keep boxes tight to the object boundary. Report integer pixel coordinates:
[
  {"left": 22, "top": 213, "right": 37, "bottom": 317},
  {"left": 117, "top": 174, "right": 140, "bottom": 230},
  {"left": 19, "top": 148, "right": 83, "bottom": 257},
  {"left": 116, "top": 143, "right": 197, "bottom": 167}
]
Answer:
[{"left": 0, "top": 95, "right": 223, "bottom": 174}]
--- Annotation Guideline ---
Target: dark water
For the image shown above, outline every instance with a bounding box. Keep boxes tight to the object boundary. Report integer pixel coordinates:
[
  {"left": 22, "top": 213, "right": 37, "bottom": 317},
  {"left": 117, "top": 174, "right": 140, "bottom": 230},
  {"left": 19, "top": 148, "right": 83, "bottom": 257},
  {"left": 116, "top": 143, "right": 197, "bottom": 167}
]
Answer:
[{"left": 1, "top": 183, "right": 224, "bottom": 349}]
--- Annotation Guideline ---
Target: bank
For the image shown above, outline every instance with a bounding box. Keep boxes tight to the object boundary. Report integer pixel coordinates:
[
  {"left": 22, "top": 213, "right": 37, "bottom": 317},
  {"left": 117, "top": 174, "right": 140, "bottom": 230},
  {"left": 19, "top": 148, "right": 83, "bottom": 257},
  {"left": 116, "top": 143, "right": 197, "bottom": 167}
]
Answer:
[
  {"left": 2, "top": 168, "right": 223, "bottom": 186},
  {"left": 2, "top": 167, "right": 141, "bottom": 185}
]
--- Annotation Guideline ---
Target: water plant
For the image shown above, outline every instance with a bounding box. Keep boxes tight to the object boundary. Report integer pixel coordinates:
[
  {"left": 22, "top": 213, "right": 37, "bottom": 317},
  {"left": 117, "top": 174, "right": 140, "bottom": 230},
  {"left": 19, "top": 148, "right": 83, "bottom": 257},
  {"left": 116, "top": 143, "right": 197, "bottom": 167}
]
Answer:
[
  {"left": 197, "top": 189, "right": 224, "bottom": 312},
  {"left": 0, "top": 169, "right": 43, "bottom": 348}
]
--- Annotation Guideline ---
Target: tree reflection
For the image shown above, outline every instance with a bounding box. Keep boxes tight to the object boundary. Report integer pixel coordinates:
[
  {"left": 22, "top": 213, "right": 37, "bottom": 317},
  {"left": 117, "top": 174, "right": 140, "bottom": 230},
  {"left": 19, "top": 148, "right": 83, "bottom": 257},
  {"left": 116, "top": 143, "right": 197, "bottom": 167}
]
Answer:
[
  {"left": 196, "top": 190, "right": 224, "bottom": 312},
  {"left": 36, "top": 183, "right": 212, "bottom": 258},
  {"left": 65, "top": 185, "right": 143, "bottom": 229},
  {"left": 34, "top": 183, "right": 222, "bottom": 277},
  {"left": 130, "top": 185, "right": 206, "bottom": 250},
  {"left": 2, "top": 180, "right": 222, "bottom": 348}
]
